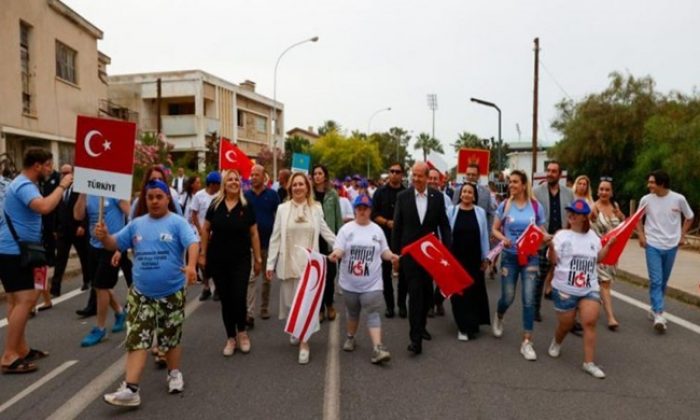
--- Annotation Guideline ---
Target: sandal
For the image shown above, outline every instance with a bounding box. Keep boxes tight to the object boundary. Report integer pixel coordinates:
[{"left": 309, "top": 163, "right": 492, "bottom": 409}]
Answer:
[
  {"left": 2, "top": 358, "right": 38, "bottom": 374},
  {"left": 37, "top": 304, "right": 53, "bottom": 312},
  {"left": 23, "top": 348, "right": 49, "bottom": 363},
  {"left": 154, "top": 351, "right": 167, "bottom": 368}
]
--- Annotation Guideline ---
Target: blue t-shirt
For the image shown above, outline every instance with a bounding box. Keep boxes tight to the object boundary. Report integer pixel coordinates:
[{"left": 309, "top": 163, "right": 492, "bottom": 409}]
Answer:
[
  {"left": 114, "top": 212, "right": 198, "bottom": 299},
  {"left": 0, "top": 175, "right": 42, "bottom": 255},
  {"left": 87, "top": 196, "right": 126, "bottom": 249},
  {"left": 244, "top": 188, "right": 279, "bottom": 249},
  {"left": 496, "top": 199, "right": 546, "bottom": 254}
]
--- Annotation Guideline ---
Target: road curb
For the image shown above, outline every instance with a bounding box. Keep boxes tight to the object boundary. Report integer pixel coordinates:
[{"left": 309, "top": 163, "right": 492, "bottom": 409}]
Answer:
[{"left": 617, "top": 269, "right": 700, "bottom": 309}]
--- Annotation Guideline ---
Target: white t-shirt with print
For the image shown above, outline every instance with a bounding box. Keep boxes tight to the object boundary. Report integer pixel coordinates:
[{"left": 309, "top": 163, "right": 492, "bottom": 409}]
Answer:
[
  {"left": 640, "top": 191, "right": 694, "bottom": 250},
  {"left": 552, "top": 229, "right": 601, "bottom": 296},
  {"left": 334, "top": 221, "right": 388, "bottom": 293},
  {"left": 190, "top": 189, "right": 216, "bottom": 228}
]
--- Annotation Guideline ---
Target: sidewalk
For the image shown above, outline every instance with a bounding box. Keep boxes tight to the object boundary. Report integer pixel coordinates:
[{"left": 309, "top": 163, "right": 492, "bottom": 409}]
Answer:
[
  {"left": 617, "top": 239, "right": 700, "bottom": 307},
  {"left": 0, "top": 253, "right": 84, "bottom": 300}
]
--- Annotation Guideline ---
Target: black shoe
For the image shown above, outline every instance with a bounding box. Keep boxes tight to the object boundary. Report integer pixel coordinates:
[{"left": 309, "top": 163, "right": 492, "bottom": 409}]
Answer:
[
  {"left": 199, "top": 289, "right": 212, "bottom": 301},
  {"left": 212, "top": 290, "right": 220, "bottom": 301},
  {"left": 422, "top": 330, "right": 432, "bottom": 341},
  {"left": 80, "top": 283, "right": 90, "bottom": 291},
  {"left": 50, "top": 289, "right": 61, "bottom": 298},
  {"left": 407, "top": 342, "right": 422, "bottom": 355},
  {"left": 385, "top": 308, "right": 395, "bottom": 318},
  {"left": 398, "top": 307, "right": 407, "bottom": 319},
  {"left": 436, "top": 304, "right": 445, "bottom": 317},
  {"left": 534, "top": 311, "right": 542, "bottom": 322},
  {"left": 76, "top": 307, "right": 96, "bottom": 317},
  {"left": 246, "top": 316, "right": 255, "bottom": 329},
  {"left": 427, "top": 307, "right": 435, "bottom": 318},
  {"left": 571, "top": 321, "right": 583, "bottom": 336}
]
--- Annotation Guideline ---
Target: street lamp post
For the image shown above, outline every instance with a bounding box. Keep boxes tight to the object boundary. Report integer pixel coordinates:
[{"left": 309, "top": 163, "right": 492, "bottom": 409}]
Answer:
[
  {"left": 366, "top": 107, "right": 391, "bottom": 178},
  {"left": 470, "top": 97, "right": 502, "bottom": 172},
  {"left": 271, "top": 36, "right": 319, "bottom": 178}
]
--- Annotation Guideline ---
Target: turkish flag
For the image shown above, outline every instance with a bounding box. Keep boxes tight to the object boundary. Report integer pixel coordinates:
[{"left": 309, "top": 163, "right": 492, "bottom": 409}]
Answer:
[
  {"left": 516, "top": 223, "right": 545, "bottom": 266},
  {"left": 401, "top": 233, "right": 474, "bottom": 298},
  {"left": 219, "top": 138, "right": 253, "bottom": 178},
  {"left": 600, "top": 206, "right": 645, "bottom": 265},
  {"left": 75, "top": 116, "right": 136, "bottom": 174}
]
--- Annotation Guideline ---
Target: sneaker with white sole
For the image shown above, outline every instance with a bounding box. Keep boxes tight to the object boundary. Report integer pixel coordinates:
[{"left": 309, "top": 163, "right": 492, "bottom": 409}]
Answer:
[
  {"left": 582, "top": 362, "right": 606, "bottom": 379},
  {"left": 548, "top": 338, "right": 561, "bottom": 358},
  {"left": 103, "top": 382, "right": 140, "bottom": 407},
  {"left": 492, "top": 313, "right": 504, "bottom": 338},
  {"left": 371, "top": 344, "right": 391, "bottom": 364},
  {"left": 289, "top": 336, "right": 300, "bottom": 346},
  {"left": 520, "top": 340, "right": 537, "bottom": 361},
  {"left": 342, "top": 337, "right": 355, "bottom": 352},
  {"left": 167, "top": 370, "right": 184, "bottom": 393},
  {"left": 653, "top": 314, "right": 667, "bottom": 333},
  {"left": 298, "top": 348, "right": 310, "bottom": 364},
  {"left": 457, "top": 332, "right": 469, "bottom": 342}
]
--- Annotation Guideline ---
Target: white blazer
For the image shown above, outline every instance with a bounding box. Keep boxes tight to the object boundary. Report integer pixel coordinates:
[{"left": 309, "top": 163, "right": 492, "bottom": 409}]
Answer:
[{"left": 266, "top": 201, "right": 336, "bottom": 277}]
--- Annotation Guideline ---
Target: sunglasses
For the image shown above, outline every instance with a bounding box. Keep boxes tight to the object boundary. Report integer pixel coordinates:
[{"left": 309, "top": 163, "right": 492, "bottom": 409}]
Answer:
[
  {"left": 600, "top": 176, "right": 613, "bottom": 182},
  {"left": 389, "top": 169, "right": 403, "bottom": 174}
]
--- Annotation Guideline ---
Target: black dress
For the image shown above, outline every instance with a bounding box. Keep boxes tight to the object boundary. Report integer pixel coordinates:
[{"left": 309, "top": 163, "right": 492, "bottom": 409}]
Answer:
[{"left": 450, "top": 207, "right": 490, "bottom": 337}]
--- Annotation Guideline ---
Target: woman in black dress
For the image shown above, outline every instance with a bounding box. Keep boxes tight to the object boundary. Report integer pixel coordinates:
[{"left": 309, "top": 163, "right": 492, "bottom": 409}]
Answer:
[{"left": 448, "top": 182, "right": 491, "bottom": 340}]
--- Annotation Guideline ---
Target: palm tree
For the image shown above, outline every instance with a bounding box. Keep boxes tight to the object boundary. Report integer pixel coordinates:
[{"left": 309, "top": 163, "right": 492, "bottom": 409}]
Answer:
[
  {"left": 452, "top": 131, "right": 485, "bottom": 153},
  {"left": 413, "top": 132, "right": 444, "bottom": 161}
]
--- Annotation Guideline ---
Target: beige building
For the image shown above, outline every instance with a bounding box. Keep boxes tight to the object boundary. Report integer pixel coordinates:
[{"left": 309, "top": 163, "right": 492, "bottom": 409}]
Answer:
[
  {"left": 0, "top": 0, "right": 118, "bottom": 168},
  {"left": 108, "top": 70, "right": 283, "bottom": 170},
  {"left": 287, "top": 126, "right": 320, "bottom": 145}
]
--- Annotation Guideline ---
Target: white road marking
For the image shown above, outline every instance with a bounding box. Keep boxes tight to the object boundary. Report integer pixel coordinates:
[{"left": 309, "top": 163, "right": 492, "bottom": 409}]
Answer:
[
  {"left": 0, "top": 287, "right": 87, "bottom": 329},
  {"left": 0, "top": 360, "right": 78, "bottom": 414},
  {"left": 46, "top": 297, "right": 203, "bottom": 420},
  {"left": 612, "top": 290, "right": 700, "bottom": 335},
  {"left": 323, "top": 316, "right": 341, "bottom": 420}
]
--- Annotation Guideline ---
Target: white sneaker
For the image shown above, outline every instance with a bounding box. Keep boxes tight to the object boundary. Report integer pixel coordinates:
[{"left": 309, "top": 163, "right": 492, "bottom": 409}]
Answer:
[
  {"left": 653, "top": 314, "right": 667, "bottom": 333},
  {"left": 548, "top": 338, "right": 561, "bottom": 358},
  {"left": 582, "top": 362, "right": 606, "bottom": 379},
  {"left": 298, "top": 348, "right": 310, "bottom": 364},
  {"left": 103, "top": 382, "right": 141, "bottom": 407},
  {"left": 457, "top": 332, "right": 469, "bottom": 342},
  {"left": 492, "top": 313, "right": 504, "bottom": 338},
  {"left": 289, "top": 336, "right": 300, "bottom": 346},
  {"left": 520, "top": 340, "right": 537, "bottom": 361},
  {"left": 167, "top": 370, "right": 184, "bottom": 394},
  {"left": 342, "top": 337, "right": 355, "bottom": 352}
]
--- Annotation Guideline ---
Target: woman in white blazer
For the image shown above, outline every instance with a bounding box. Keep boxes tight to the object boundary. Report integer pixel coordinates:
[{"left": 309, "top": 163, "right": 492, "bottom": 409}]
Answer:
[
  {"left": 266, "top": 172, "right": 336, "bottom": 364},
  {"left": 447, "top": 182, "right": 491, "bottom": 341}
]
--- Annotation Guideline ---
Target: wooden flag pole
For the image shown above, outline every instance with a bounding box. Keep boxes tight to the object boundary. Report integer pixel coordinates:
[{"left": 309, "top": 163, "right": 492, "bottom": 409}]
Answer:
[{"left": 98, "top": 196, "right": 105, "bottom": 225}]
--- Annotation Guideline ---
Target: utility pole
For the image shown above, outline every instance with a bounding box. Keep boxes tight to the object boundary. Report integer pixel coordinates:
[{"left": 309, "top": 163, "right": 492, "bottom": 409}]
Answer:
[
  {"left": 156, "top": 78, "right": 162, "bottom": 134},
  {"left": 531, "top": 38, "right": 540, "bottom": 178}
]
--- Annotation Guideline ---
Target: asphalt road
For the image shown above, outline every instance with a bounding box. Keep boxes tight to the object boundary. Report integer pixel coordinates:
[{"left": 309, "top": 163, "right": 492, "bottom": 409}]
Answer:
[{"left": 1, "top": 269, "right": 700, "bottom": 420}]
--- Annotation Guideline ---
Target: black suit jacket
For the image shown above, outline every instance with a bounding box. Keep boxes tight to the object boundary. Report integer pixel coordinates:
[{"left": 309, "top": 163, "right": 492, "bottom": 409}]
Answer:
[
  {"left": 57, "top": 190, "right": 87, "bottom": 237},
  {"left": 391, "top": 186, "right": 451, "bottom": 254}
]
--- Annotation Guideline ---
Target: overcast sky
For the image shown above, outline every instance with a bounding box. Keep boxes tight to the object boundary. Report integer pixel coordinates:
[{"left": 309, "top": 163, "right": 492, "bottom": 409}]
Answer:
[{"left": 66, "top": 0, "right": 700, "bottom": 166}]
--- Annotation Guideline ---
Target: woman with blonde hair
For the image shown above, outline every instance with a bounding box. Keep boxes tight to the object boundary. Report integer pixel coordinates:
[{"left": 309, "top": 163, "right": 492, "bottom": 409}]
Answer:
[
  {"left": 266, "top": 172, "right": 336, "bottom": 364},
  {"left": 199, "top": 170, "right": 262, "bottom": 356},
  {"left": 573, "top": 175, "right": 593, "bottom": 205}
]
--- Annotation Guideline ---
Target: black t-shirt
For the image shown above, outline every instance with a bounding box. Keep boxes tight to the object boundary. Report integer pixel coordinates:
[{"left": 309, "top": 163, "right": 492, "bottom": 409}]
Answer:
[
  {"left": 371, "top": 184, "right": 405, "bottom": 238},
  {"left": 548, "top": 188, "right": 562, "bottom": 234},
  {"left": 205, "top": 200, "right": 256, "bottom": 261}
]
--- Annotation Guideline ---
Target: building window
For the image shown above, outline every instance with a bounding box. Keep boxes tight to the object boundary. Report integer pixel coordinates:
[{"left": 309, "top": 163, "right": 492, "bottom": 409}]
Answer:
[
  {"left": 168, "top": 102, "right": 195, "bottom": 115},
  {"left": 255, "top": 116, "right": 267, "bottom": 133},
  {"left": 55, "top": 40, "right": 77, "bottom": 84},
  {"left": 20, "top": 22, "right": 32, "bottom": 114},
  {"left": 237, "top": 110, "right": 244, "bottom": 128}
]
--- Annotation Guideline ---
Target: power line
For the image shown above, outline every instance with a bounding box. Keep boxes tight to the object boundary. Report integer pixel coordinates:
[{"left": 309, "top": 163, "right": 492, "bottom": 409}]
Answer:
[{"left": 540, "top": 58, "right": 573, "bottom": 101}]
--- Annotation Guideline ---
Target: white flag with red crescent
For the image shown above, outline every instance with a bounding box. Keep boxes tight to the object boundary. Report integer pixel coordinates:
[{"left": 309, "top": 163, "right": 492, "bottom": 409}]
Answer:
[{"left": 285, "top": 247, "right": 327, "bottom": 342}]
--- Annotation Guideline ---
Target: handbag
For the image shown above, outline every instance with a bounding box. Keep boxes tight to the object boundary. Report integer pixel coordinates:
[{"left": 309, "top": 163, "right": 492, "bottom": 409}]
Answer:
[{"left": 3, "top": 211, "right": 47, "bottom": 268}]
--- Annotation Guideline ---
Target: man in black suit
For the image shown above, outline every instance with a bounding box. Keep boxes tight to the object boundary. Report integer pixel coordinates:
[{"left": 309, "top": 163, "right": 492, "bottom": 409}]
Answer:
[
  {"left": 392, "top": 161, "right": 451, "bottom": 355},
  {"left": 50, "top": 164, "right": 89, "bottom": 297}
]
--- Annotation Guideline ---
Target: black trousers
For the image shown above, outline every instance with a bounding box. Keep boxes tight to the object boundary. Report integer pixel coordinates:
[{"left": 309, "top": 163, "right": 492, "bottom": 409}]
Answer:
[
  {"left": 382, "top": 260, "right": 408, "bottom": 311},
  {"left": 51, "top": 233, "right": 89, "bottom": 294},
  {"left": 212, "top": 259, "right": 251, "bottom": 338},
  {"left": 403, "top": 257, "right": 432, "bottom": 344}
]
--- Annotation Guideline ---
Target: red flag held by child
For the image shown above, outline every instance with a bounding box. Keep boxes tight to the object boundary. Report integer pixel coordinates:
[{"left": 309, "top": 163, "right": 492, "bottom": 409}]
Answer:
[
  {"left": 401, "top": 234, "right": 473, "bottom": 298},
  {"left": 516, "top": 223, "right": 544, "bottom": 266},
  {"left": 600, "top": 206, "right": 645, "bottom": 265},
  {"left": 219, "top": 138, "right": 253, "bottom": 178}
]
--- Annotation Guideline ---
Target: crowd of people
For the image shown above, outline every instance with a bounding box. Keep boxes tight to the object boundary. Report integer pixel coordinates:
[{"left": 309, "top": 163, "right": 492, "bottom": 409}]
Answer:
[{"left": 0, "top": 147, "right": 695, "bottom": 408}]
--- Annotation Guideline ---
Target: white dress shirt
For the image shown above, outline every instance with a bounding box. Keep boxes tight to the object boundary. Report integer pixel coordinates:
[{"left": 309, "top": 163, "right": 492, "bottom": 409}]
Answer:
[{"left": 414, "top": 188, "right": 428, "bottom": 224}]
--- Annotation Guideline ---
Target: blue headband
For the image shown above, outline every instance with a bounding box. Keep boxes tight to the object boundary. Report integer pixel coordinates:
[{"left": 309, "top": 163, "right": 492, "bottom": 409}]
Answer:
[{"left": 146, "top": 179, "right": 170, "bottom": 195}]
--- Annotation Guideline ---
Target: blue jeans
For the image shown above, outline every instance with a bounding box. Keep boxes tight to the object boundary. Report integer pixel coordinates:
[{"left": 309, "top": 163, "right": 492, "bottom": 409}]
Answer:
[
  {"left": 497, "top": 252, "right": 539, "bottom": 332},
  {"left": 645, "top": 245, "right": 678, "bottom": 314}
]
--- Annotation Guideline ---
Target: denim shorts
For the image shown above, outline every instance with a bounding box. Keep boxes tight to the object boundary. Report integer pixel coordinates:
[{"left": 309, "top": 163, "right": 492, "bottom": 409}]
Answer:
[{"left": 551, "top": 288, "right": 600, "bottom": 312}]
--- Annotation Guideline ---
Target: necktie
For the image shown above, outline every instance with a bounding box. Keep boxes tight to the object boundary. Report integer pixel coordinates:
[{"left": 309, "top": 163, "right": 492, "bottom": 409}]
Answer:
[{"left": 64, "top": 186, "right": 71, "bottom": 202}]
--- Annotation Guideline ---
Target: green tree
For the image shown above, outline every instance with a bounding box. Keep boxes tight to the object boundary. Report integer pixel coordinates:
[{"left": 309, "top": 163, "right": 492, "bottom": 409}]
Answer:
[
  {"left": 318, "top": 120, "right": 342, "bottom": 136},
  {"left": 284, "top": 135, "right": 311, "bottom": 168},
  {"left": 413, "top": 132, "right": 444, "bottom": 161},
  {"left": 311, "top": 130, "right": 383, "bottom": 179},
  {"left": 452, "top": 131, "right": 485, "bottom": 152}
]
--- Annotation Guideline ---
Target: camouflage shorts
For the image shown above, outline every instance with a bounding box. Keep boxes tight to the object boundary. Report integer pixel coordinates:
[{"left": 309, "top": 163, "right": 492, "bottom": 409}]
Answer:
[{"left": 125, "top": 288, "right": 186, "bottom": 352}]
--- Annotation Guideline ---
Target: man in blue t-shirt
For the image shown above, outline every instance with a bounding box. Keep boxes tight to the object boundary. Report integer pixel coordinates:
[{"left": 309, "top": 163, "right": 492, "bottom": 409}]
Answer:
[
  {"left": 244, "top": 164, "right": 279, "bottom": 322},
  {"left": 0, "top": 148, "right": 72, "bottom": 374},
  {"left": 94, "top": 179, "right": 198, "bottom": 407},
  {"left": 74, "top": 194, "right": 131, "bottom": 347}
]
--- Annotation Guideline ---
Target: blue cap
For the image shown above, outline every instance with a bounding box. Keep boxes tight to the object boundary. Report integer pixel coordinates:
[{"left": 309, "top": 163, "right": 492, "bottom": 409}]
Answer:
[
  {"left": 353, "top": 194, "right": 372, "bottom": 208},
  {"left": 565, "top": 199, "right": 591, "bottom": 215},
  {"left": 344, "top": 176, "right": 352, "bottom": 182},
  {"left": 359, "top": 179, "right": 369, "bottom": 189},
  {"left": 206, "top": 171, "right": 221, "bottom": 185}
]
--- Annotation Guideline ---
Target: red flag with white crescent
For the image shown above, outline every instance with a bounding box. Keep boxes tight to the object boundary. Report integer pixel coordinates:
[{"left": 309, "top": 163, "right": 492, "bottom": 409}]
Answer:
[
  {"left": 401, "top": 233, "right": 473, "bottom": 298},
  {"left": 600, "top": 206, "right": 645, "bottom": 265},
  {"left": 219, "top": 138, "right": 253, "bottom": 178},
  {"left": 516, "top": 223, "right": 545, "bottom": 266},
  {"left": 285, "top": 248, "right": 327, "bottom": 342}
]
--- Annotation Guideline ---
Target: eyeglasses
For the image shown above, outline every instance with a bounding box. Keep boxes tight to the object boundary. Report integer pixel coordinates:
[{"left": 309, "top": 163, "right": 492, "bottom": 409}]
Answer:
[
  {"left": 389, "top": 169, "right": 402, "bottom": 174},
  {"left": 600, "top": 176, "right": 613, "bottom": 182}
]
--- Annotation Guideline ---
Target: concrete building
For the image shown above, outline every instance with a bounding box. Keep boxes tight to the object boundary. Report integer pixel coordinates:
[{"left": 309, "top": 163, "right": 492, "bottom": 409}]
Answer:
[
  {"left": 0, "top": 0, "right": 118, "bottom": 168},
  {"left": 287, "top": 126, "right": 320, "bottom": 145},
  {"left": 108, "top": 71, "right": 283, "bottom": 169},
  {"left": 506, "top": 141, "right": 551, "bottom": 177}
]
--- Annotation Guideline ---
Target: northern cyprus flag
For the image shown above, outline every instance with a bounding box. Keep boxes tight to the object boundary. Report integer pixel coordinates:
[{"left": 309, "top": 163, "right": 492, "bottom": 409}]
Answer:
[{"left": 285, "top": 248, "right": 327, "bottom": 342}]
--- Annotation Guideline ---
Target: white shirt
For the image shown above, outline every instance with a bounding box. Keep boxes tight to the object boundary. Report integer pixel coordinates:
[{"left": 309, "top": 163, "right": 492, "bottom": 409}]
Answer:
[
  {"left": 552, "top": 229, "right": 601, "bottom": 296},
  {"left": 348, "top": 186, "right": 359, "bottom": 201},
  {"left": 640, "top": 191, "right": 694, "bottom": 250},
  {"left": 334, "top": 221, "right": 388, "bottom": 293},
  {"left": 339, "top": 196, "right": 354, "bottom": 222},
  {"left": 172, "top": 176, "right": 186, "bottom": 195},
  {"left": 414, "top": 188, "right": 428, "bottom": 224},
  {"left": 191, "top": 189, "right": 216, "bottom": 228}
]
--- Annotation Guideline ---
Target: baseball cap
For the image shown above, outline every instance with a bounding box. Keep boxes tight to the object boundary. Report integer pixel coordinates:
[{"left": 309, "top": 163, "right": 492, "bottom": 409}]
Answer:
[
  {"left": 565, "top": 199, "right": 591, "bottom": 215},
  {"left": 206, "top": 171, "right": 221, "bottom": 185},
  {"left": 353, "top": 194, "right": 372, "bottom": 208}
]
